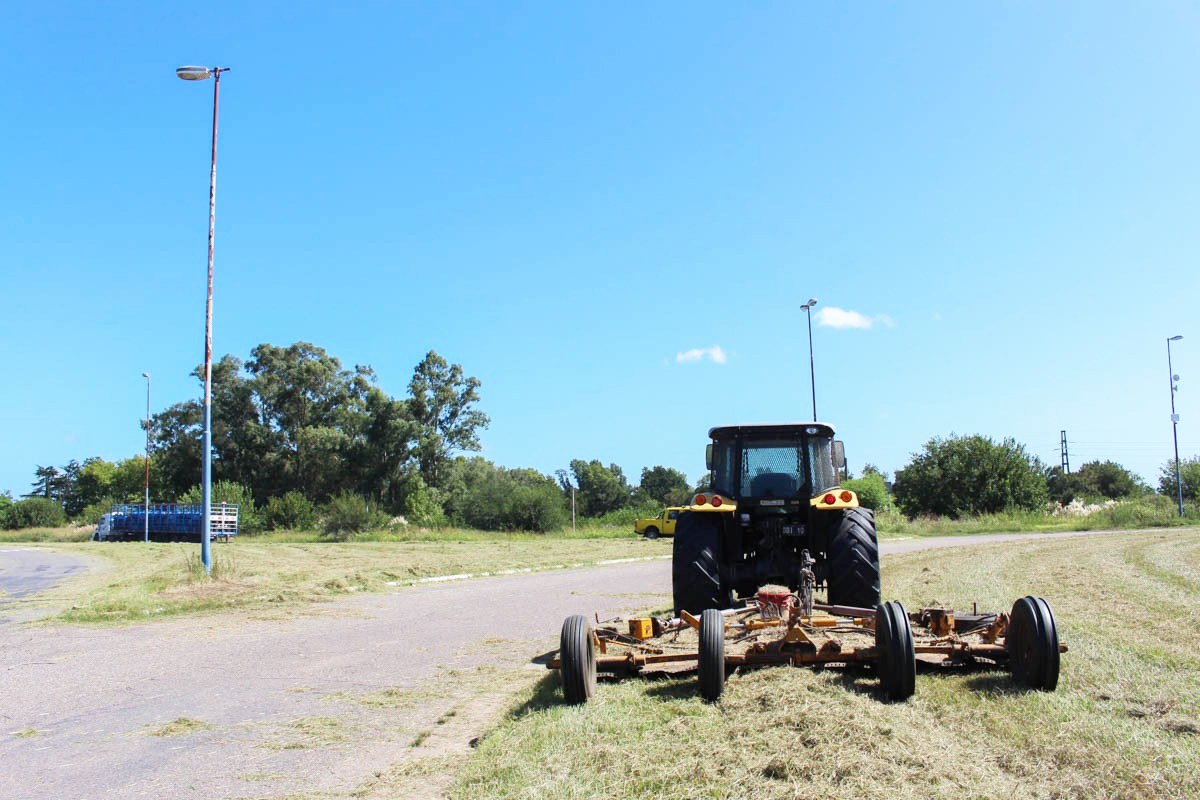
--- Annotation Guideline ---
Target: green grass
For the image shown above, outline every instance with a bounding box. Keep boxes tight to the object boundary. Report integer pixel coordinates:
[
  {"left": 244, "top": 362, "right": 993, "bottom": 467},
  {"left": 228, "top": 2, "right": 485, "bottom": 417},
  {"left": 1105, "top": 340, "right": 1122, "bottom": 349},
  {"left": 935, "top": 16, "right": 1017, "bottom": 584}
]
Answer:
[
  {"left": 19, "top": 534, "right": 671, "bottom": 624},
  {"left": 10, "top": 499, "right": 1195, "bottom": 625},
  {"left": 451, "top": 530, "right": 1200, "bottom": 800}
]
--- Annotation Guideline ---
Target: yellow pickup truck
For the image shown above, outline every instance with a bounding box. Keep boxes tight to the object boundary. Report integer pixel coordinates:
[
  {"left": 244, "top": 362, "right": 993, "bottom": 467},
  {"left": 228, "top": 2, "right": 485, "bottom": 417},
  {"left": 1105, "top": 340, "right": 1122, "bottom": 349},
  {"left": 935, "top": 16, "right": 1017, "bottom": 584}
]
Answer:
[{"left": 633, "top": 507, "right": 687, "bottom": 538}]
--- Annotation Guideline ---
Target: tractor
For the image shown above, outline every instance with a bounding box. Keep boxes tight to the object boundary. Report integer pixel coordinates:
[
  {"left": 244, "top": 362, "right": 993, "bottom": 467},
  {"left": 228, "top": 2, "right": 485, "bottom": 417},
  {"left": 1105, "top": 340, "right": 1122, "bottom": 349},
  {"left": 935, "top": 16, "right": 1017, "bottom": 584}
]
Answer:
[{"left": 673, "top": 422, "right": 880, "bottom": 615}]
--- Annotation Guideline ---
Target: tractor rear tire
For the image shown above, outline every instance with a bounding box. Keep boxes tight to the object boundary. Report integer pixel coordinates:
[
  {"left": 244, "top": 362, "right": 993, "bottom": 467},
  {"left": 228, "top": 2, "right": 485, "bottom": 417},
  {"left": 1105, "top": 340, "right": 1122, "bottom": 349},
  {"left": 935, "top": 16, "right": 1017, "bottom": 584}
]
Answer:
[
  {"left": 1008, "top": 596, "right": 1060, "bottom": 691},
  {"left": 875, "top": 600, "right": 916, "bottom": 701},
  {"left": 827, "top": 507, "right": 881, "bottom": 609},
  {"left": 559, "top": 614, "right": 596, "bottom": 705},
  {"left": 698, "top": 608, "right": 726, "bottom": 702},
  {"left": 672, "top": 512, "right": 730, "bottom": 616}
]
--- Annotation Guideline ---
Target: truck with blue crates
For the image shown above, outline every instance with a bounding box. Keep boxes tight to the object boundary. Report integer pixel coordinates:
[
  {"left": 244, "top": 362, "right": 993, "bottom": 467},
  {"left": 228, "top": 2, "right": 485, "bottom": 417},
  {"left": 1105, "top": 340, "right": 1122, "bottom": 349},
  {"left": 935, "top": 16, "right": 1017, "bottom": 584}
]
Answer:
[{"left": 93, "top": 503, "right": 239, "bottom": 542}]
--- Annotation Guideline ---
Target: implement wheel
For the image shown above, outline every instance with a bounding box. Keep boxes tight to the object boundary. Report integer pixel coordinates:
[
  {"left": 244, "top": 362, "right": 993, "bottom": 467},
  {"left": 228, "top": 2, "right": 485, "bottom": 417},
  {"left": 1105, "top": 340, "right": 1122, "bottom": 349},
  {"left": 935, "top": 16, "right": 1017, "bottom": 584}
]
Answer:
[
  {"left": 827, "top": 507, "right": 882, "bottom": 609},
  {"left": 1008, "top": 596, "right": 1060, "bottom": 691},
  {"left": 560, "top": 614, "right": 596, "bottom": 705},
  {"left": 698, "top": 608, "right": 726, "bottom": 702},
  {"left": 672, "top": 512, "right": 731, "bottom": 616},
  {"left": 875, "top": 600, "right": 916, "bottom": 701}
]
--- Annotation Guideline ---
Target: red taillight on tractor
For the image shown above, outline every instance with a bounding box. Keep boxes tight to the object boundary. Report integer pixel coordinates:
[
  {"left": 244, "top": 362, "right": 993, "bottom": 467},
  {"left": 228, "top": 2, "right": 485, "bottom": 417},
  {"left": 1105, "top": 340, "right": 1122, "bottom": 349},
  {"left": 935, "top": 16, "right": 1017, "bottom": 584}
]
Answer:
[
  {"left": 823, "top": 493, "right": 836, "bottom": 505},
  {"left": 712, "top": 495, "right": 723, "bottom": 507},
  {"left": 695, "top": 494, "right": 707, "bottom": 506}
]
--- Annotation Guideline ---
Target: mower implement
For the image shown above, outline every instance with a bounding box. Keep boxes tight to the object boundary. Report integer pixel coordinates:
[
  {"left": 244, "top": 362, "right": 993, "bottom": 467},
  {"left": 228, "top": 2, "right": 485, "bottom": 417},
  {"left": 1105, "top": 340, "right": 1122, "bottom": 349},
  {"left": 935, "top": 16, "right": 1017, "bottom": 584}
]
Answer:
[{"left": 548, "top": 592, "right": 1067, "bottom": 704}]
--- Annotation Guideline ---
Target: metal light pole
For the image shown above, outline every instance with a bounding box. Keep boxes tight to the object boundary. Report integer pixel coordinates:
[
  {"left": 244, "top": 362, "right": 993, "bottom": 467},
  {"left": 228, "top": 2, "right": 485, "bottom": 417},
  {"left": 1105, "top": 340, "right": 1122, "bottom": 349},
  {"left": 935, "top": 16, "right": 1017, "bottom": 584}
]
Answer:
[
  {"left": 801, "top": 298, "right": 819, "bottom": 421},
  {"left": 177, "top": 64, "right": 230, "bottom": 573},
  {"left": 1168, "top": 335, "right": 1184, "bottom": 517},
  {"left": 142, "top": 372, "right": 151, "bottom": 543}
]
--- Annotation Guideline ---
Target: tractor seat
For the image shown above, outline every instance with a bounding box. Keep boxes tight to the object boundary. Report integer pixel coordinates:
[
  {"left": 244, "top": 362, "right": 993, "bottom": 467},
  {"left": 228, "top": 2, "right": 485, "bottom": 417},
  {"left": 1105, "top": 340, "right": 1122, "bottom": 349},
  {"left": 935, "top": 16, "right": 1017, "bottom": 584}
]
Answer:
[{"left": 750, "top": 472, "right": 797, "bottom": 498}]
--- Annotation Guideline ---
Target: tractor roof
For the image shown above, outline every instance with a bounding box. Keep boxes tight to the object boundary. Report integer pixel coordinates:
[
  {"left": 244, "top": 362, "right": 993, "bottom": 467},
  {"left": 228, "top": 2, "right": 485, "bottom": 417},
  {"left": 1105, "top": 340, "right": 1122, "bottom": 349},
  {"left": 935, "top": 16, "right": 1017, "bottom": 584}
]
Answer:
[{"left": 709, "top": 422, "right": 837, "bottom": 439}]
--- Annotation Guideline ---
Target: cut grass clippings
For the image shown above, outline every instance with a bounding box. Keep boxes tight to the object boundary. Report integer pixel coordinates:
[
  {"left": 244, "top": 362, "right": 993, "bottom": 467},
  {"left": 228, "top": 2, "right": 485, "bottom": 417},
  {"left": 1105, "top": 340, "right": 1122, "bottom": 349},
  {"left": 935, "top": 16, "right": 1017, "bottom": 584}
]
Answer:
[{"left": 451, "top": 530, "right": 1200, "bottom": 800}]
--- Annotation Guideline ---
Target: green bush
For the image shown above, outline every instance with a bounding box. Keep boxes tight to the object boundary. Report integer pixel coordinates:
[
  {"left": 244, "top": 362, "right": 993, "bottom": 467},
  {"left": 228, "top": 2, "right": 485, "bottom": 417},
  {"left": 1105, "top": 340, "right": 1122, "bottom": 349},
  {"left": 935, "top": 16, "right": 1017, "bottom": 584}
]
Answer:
[
  {"left": 397, "top": 473, "right": 446, "bottom": 528},
  {"left": 500, "top": 484, "right": 569, "bottom": 533},
  {"left": 263, "top": 491, "right": 317, "bottom": 531},
  {"left": 594, "top": 505, "right": 661, "bottom": 529},
  {"left": 179, "top": 480, "right": 262, "bottom": 534},
  {"left": 3, "top": 496, "right": 67, "bottom": 529},
  {"left": 1158, "top": 456, "right": 1200, "bottom": 504},
  {"left": 893, "top": 434, "right": 1049, "bottom": 518},
  {"left": 78, "top": 498, "right": 116, "bottom": 527},
  {"left": 320, "top": 491, "right": 390, "bottom": 540},
  {"left": 1078, "top": 494, "right": 1184, "bottom": 529},
  {"left": 843, "top": 472, "right": 892, "bottom": 511}
]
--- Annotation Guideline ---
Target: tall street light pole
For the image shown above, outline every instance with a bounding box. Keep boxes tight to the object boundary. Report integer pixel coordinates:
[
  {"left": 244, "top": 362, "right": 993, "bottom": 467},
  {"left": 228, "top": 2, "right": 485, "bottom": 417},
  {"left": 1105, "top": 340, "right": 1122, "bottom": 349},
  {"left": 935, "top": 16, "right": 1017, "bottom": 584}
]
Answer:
[
  {"left": 177, "top": 64, "right": 230, "bottom": 573},
  {"left": 801, "top": 298, "right": 819, "bottom": 421},
  {"left": 142, "top": 372, "right": 151, "bottom": 543},
  {"left": 1168, "top": 335, "right": 1184, "bottom": 517}
]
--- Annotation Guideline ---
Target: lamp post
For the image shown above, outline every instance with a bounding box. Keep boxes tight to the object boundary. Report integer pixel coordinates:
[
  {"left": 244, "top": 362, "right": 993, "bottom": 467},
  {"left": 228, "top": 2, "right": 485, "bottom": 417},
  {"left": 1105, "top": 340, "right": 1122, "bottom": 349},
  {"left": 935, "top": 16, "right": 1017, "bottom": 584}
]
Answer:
[
  {"left": 142, "top": 372, "right": 151, "bottom": 543},
  {"left": 177, "top": 65, "right": 230, "bottom": 573},
  {"left": 1168, "top": 335, "right": 1184, "bottom": 517},
  {"left": 801, "top": 298, "right": 819, "bottom": 421}
]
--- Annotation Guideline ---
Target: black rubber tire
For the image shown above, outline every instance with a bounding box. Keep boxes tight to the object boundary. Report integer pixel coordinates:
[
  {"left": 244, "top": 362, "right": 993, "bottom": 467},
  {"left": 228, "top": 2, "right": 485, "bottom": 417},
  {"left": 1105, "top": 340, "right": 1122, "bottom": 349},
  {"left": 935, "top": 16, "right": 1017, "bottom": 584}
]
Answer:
[
  {"left": 827, "top": 507, "right": 882, "bottom": 609},
  {"left": 1008, "top": 596, "right": 1060, "bottom": 691},
  {"left": 698, "top": 608, "right": 726, "bottom": 702},
  {"left": 559, "top": 614, "right": 596, "bottom": 705},
  {"left": 875, "top": 601, "right": 916, "bottom": 701},
  {"left": 1033, "top": 597, "right": 1061, "bottom": 691},
  {"left": 672, "top": 512, "right": 731, "bottom": 616},
  {"left": 644, "top": 527, "right": 659, "bottom": 539}
]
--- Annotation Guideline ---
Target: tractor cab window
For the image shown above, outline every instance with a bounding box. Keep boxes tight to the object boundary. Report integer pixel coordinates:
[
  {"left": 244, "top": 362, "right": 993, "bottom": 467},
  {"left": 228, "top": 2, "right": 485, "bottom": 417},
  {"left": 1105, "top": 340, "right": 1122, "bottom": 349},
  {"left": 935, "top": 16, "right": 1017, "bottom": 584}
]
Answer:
[
  {"left": 740, "top": 438, "right": 804, "bottom": 498},
  {"left": 709, "top": 441, "right": 738, "bottom": 497},
  {"left": 807, "top": 437, "right": 839, "bottom": 493}
]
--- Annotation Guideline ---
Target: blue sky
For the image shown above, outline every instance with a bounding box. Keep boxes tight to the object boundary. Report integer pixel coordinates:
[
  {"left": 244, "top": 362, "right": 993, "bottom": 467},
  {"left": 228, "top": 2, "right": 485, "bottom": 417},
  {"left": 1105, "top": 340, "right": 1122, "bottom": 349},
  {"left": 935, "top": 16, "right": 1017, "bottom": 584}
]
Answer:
[{"left": 3, "top": 2, "right": 1199, "bottom": 499}]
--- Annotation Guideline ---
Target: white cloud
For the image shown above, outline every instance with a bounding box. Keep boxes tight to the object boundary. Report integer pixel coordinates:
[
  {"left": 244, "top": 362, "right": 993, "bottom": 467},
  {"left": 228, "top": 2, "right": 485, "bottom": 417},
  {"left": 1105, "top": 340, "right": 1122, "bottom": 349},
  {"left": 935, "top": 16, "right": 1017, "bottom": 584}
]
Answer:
[
  {"left": 676, "top": 345, "right": 727, "bottom": 365},
  {"left": 814, "top": 306, "right": 893, "bottom": 330}
]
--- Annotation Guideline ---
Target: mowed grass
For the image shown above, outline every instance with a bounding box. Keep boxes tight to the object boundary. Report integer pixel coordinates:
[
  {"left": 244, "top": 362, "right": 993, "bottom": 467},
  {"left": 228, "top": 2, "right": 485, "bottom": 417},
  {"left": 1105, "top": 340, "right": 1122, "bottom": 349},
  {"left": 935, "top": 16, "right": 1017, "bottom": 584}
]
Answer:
[
  {"left": 451, "top": 530, "right": 1200, "bottom": 800},
  {"left": 16, "top": 531, "right": 665, "bottom": 624}
]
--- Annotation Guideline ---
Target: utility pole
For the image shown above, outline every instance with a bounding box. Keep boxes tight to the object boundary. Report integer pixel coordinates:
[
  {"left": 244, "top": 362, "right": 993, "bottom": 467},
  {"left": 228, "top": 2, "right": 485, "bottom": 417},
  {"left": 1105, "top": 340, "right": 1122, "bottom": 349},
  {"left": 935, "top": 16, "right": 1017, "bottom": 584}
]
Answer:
[{"left": 1060, "top": 430, "right": 1070, "bottom": 474}]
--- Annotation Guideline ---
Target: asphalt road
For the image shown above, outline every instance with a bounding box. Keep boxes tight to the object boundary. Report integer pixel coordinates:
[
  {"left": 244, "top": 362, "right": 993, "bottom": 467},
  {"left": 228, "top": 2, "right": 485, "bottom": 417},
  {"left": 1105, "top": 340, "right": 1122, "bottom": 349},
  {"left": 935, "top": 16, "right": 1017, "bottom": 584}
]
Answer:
[
  {"left": 0, "top": 531, "right": 1123, "bottom": 799},
  {"left": 0, "top": 547, "right": 94, "bottom": 625}
]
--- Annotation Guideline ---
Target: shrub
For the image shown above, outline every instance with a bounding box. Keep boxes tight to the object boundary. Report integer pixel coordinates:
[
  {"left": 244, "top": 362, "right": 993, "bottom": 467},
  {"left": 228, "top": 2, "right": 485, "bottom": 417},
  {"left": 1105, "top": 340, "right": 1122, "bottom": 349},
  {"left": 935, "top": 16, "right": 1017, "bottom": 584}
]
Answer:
[
  {"left": 1079, "top": 494, "right": 1185, "bottom": 529},
  {"left": 1158, "top": 456, "right": 1200, "bottom": 504},
  {"left": 320, "top": 491, "right": 390, "bottom": 540},
  {"left": 501, "top": 484, "right": 569, "bottom": 533},
  {"left": 179, "top": 480, "right": 262, "bottom": 534},
  {"left": 263, "top": 491, "right": 317, "bottom": 531},
  {"left": 595, "top": 505, "right": 664, "bottom": 529},
  {"left": 3, "top": 496, "right": 67, "bottom": 529},
  {"left": 78, "top": 498, "right": 116, "bottom": 528},
  {"left": 843, "top": 472, "right": 892, "bottom": 511},
  {"left": 893, "top": 433, "right": 1049, "bottom": 518}
]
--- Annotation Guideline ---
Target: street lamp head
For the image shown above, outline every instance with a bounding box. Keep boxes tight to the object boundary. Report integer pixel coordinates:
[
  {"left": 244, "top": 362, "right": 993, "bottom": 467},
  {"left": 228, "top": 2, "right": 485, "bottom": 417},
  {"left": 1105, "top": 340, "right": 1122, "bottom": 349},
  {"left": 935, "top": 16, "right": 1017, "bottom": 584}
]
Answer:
[
  {"left": 1169, "top": 335, "right": 1183, "bottom": 342},
  {"left": 176, "top": 66, "right": 213, "bottom": 81},
  {"left": 801, "top": 298, "right": 818, "bottom": 311}
]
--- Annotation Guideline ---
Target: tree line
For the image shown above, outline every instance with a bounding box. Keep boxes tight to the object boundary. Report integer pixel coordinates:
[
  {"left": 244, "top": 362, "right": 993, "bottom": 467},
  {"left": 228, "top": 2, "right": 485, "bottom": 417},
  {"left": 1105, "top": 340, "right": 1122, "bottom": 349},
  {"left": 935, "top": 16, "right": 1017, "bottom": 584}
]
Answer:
[
  {"left": 5, "top": 342, "right": 1198, "bottom": 531},
  {"left": 847, "top": 433, "right": 1199, "bottom": 518},
  {"left": 3, "top": 342, "right": 693, "bottom": 533}
]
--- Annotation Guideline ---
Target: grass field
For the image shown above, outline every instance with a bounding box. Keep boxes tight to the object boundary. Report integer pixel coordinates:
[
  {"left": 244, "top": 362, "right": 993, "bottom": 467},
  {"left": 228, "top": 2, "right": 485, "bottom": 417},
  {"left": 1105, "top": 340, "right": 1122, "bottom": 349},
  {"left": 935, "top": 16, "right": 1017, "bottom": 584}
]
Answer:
[
  {"left": 4, "top": 503, "right": 1194, "bottom": 625},
  {"left": 5, "top": 524, "right": 1199, "bottom": 797},
  {"left": 10, "top": 532, "right": 661, "bottom": 624},
  {"left": 449, "top": 530, "right": 1200, "bottom": 800}
]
